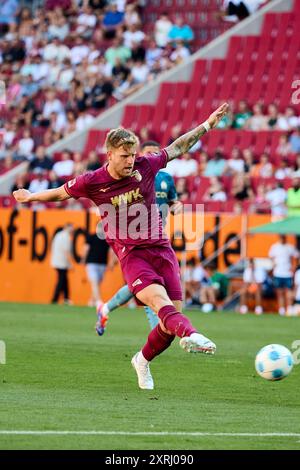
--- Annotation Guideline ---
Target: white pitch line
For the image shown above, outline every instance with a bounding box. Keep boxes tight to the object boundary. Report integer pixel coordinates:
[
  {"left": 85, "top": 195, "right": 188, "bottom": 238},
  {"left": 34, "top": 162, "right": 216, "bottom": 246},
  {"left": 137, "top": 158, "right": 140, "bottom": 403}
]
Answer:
[{"left": 0, "top": 431, "right": 300, "bottom": 437}]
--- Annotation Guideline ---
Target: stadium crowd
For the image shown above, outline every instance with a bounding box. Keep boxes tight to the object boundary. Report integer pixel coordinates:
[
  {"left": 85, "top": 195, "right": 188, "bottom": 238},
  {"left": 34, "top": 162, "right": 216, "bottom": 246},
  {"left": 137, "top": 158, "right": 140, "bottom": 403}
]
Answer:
[{"left": 0, "top": 0, "right": 197, "bottom": 159}]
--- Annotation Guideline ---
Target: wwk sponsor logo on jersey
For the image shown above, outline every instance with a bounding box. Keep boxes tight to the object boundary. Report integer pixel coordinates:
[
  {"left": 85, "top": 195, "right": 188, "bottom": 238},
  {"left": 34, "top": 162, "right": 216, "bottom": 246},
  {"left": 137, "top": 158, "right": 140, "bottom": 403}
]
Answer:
[{"left": 110, "top": 188, "right": 143, "bottom": 207}]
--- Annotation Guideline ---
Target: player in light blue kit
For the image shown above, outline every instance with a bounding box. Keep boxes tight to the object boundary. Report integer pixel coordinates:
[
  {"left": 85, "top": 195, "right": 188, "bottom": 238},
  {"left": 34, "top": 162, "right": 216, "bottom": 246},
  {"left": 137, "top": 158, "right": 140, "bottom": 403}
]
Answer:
[{"left": 96, "top": 141, "right": 182, "bottom": 335}]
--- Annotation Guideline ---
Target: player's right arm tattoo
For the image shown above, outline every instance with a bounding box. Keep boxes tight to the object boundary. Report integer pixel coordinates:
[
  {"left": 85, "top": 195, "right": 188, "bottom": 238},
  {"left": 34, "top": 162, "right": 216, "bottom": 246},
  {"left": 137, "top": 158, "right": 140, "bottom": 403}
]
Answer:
[
  {"left": 165, "top": 103, "right": 229, "bottom": 161},
  {"left": 165, "top": 124, "right": 207, "bottom": 161}
]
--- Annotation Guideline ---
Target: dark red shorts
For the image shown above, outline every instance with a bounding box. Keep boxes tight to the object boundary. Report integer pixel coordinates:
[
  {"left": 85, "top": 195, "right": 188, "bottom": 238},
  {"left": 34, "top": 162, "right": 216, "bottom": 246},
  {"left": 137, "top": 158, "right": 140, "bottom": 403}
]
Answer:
[{"left": 120, "top": 245, "right": 182, "bottom": 301}]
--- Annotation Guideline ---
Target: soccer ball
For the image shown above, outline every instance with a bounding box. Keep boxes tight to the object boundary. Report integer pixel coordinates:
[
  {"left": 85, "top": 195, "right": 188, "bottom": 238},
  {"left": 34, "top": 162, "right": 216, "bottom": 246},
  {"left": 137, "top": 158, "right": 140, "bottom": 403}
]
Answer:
[{"left": 255, "top": 344, "right": 294, "bottom": 381}]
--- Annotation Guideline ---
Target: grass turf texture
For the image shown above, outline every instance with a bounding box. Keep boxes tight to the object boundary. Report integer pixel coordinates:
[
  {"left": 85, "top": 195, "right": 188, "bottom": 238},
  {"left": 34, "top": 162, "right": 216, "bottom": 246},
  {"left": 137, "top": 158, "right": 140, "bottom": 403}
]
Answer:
[{"left": 0, "top": 302, "right": 299, "bottom": 450}]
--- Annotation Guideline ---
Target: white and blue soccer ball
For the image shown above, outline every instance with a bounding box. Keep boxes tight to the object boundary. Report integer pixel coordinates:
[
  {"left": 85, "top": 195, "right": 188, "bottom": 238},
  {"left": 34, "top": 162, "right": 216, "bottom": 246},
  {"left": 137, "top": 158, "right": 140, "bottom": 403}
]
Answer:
[{"left": 255, "top": 344, "right": 294, "bottom": 381}]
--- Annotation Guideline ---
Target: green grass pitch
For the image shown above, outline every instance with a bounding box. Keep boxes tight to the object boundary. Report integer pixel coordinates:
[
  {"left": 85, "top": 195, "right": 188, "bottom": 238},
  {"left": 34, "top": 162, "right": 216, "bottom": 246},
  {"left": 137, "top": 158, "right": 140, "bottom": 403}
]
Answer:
[{"left": 0, "top": 302, "right": 299, "bottom": 450}]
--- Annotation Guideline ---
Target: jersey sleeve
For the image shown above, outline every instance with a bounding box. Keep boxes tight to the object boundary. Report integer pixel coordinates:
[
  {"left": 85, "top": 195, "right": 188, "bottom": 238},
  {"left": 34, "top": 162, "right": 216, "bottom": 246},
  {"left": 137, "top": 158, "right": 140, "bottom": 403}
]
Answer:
[
  {"left": 145, "top": 149, "right": 168, "bottom": 175},
  {"left": 64, "top": 174, "right": 89, "bottom": 200},
  {"left": 168, "top": 174, "right": 178, "bottom": 202}
]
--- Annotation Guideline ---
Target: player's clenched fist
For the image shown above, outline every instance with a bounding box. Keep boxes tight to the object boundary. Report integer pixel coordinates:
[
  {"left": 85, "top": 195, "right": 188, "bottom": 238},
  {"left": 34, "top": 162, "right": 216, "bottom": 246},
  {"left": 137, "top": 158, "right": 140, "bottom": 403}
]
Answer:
[{"left": 13, "top": 188, "right": 32, "bottom": 203}]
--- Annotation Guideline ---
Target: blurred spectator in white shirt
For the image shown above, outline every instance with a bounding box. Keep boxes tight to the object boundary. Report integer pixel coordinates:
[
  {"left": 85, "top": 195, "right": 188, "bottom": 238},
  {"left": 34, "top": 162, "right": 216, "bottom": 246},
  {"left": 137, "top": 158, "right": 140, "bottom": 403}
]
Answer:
[
  {"left": 123, "top": 24, "right": 145, "bottom": 49},
  {"left": 15, "top": 129, "right": 34, "bottom": 159},
  {"left": 76, "top": 110, "right": 95, "bottom": 132},
  {"left": 28, "top": 170, "right": 49, "bottom": 193},
  {"left": 277, "top": 107, "right": 300, "bottom": 131},
  {"left": 265, "top": 182, "right": 287, "bottom": 218},
  {"left": 53, "top": 150, "right": 74, "bottom": 177},
  {"left": 154, "top": 13, "right": 173, "bottom": 47},
  {"left": 42, "top": 90, "right": 64, "bottom": 119},
  {"left": 225, "top": 148, "right": 245, "bottom": 174}
]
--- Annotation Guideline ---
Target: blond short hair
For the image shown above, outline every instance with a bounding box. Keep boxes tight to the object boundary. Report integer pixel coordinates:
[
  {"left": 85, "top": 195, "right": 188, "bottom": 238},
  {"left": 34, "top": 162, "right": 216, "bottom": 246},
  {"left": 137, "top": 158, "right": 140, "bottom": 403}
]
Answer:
[{"left": 105, "top": 127, "right": 139, "bottom": 151}]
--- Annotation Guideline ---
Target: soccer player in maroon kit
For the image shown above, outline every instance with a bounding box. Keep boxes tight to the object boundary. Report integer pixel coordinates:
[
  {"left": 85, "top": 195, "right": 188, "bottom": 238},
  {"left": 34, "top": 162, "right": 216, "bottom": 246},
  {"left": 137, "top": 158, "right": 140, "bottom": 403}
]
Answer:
[{"left": 13, "top": 103, "right": 229, "bottom": 390}]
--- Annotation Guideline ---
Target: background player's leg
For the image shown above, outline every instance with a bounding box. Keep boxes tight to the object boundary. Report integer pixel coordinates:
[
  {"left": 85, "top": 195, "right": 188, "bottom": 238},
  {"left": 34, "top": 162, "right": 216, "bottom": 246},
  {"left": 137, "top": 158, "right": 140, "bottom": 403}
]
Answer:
[
  {"left": 96, "top": 285, "right": 134, "bottom": 336},
  {"left": 105, "top": 285, "right": 133, "bottom": 314},
  {"left": 143, "top": 306, "right": 159, "bottom": 329}
]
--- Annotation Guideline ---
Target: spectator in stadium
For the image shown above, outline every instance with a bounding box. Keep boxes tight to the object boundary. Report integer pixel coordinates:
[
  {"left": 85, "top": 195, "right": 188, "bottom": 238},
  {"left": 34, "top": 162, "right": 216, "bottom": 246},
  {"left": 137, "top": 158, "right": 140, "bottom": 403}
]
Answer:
[
  {"left": 75, "top": 109, "right": 95, "bottom": 132},
  {"left": 0, "top": 0, "right": 19, "bottom": 31},
  {"left": 252, "top": 183, "right": 269, "bottom": 213},
  {"left": 170, "top": 41, "right": 191, "bottom": 64},
  {"left": 198, "top": 265, "right": 216, "bottom": 313},
  {"left": 42, "top": 89, "right": 65, "bottom": 120},
  {"left": 51, "top": 223, "right": 74, "bottom": 305},
  {"left": 243, "top": 148, "right": 254, "bottom": 173},
  {"left": 48, "top": 170, "right": 64, "bottom": 190},
  {"left": 112, "top": 56, "right": 130, "bottom": 81},
  {"left": 131, "top": 59, "right": 150, "bottom": 84},
  {"left": 293, "top": 154, "right": 300, "bottom": 176},
  {"left": 266, "top": 103, "right": 279, "bottom": 129},
  {"left": 28, "top": 169, "right": 49, "bottom": 193},
  {"left": 20, "top": 74, "right": 40, "bottom": 98},
  {"left": 276, "top": 134, "right": 293, "bottom": 157},
  {"left": 124, "top": 3, "right": 141, "bottom": 28},
  {"left": 168, "top": 16, "right": 194, "bottom": 47},
  {"left": 175, "top": 177, "right": 189, "bottom": 202},
  {"left": 265, "top": 181, "right": 287, "bottom": 219},
  {"left": 48, "top": 14, "right": 70, "bottom": 41},
  {"left": 154, "top": 12, "right": 173, "bottom": 48},
  {"left": 105, "top": 37, "right": 131, "bottom": 67},
  {"left": 102, "top": 2, "right": 124, "bottom": 39},
  {"left": 11, "top": 172, "right": 29, "bottom": 192},
  {"left": 221, "top": 0, "right": 265, "bottom": 22},
  {"left": 231, "top": 173, "right": 253, "bottom": 201},
  {"left": 277, "top": 106, "right": 300, "bottom": 131},
  {"left": 29, "top": 145, "right": 53, "bottom": 173},
  {"left": 274, "top": 159, "right": 293, "bottom": 180},
  {"left": 52, "top": 150, "right": 74, "bottom": 177},
  {"left": 198, "top": 151, "right": 208, "bottom": 175},
  {"left": 83, "top": 150, "right": 99, "bottom": 171},
  {"left": 289, "top": 128, "right": 300, "bottom": 154},
  {"left": 204, "top": 150, "right": 226, "bottom": 177},
  {"left": 225, "top": 147, "right": 245, "bottom": 175},
  {"left": 0, "top": 122, "right": 16, "bottom": 156},
  {"left": 246, "top": 103, "right": 267, "bottom": 131},
  {"left": 165, "top": 152, "right": 198, "bottom": 178},
  {"left": 81, "top": 228, "right": 112, "bottom": 307},
  {"left": 76, "top": 4, "right": 97, "bottom": 39},
  {"left": 14, "top": 128, "right": 34, "bottom": 160},
  {"left": 123, "top": 23, "right": 145, "bottom": 49},
  {"left": 204, "top": 177, "right": 227, "bottom": 202},
  {"left": 269, "top": 235, "right": 299, "bottom": 316},
  {"left": 240, "top": 258, "right": 267, "bottom": 315},
  {"left": 287, "top": 177, "right": 300, "bottom": 216},
  {"left": 112, "top": 72, "right": 143, "bottom": 100},
  {"left": 184, "top": 257, "right": 202, "bottom": 307},
  {"left": 232, "top": 100, "right": 252, "bottom": 129},
  {"left": 0, "top": 153, "right": 14, "bottom": 174},
  {"left": 73, "top": 152, "right": 86, "bottom": 176},
  {"left": 251, "top": 153, "right": 273, "bottom": 178},
  {"left": 145, "top": 39, "right": 163, "bottom": 69}
]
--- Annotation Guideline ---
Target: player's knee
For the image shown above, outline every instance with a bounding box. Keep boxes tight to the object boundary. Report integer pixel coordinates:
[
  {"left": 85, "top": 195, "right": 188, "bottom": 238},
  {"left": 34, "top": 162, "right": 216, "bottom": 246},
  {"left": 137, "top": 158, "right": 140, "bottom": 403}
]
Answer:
[{"left": 147, "top": 293, "right": 170, "bottom": 313}]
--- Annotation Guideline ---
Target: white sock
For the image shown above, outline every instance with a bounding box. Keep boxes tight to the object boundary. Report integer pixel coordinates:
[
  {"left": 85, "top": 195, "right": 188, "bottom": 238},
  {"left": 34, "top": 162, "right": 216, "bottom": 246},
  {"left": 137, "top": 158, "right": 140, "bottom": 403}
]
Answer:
[
  {"left": 137, "top": 351, "right": 148, "bottom": 365},
  {"left": 102, "top": 303, "right": 109, "bottom": 316}
]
